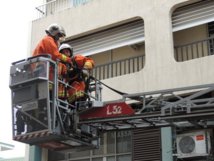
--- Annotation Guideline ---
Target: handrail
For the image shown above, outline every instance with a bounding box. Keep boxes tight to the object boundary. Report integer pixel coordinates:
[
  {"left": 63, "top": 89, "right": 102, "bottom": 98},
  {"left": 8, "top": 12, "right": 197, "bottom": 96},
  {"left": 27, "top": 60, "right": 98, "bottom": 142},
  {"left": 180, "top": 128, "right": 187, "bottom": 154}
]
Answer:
[
  {"left": 92, "top": 55, "right": 145, "bottom": 80},
  {"left": 174, "top": 36, "right": 214, "bottom": 62},
  {"left": 35, "top": 0, "right": 92, "bottom": 19}
]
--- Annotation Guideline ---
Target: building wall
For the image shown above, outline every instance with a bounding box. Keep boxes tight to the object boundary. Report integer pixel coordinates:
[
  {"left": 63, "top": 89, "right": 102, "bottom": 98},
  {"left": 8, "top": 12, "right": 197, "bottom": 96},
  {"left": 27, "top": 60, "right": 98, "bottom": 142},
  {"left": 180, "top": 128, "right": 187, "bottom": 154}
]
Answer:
[
  {"left": 91, "top": 51, "right": 111, "bottom": 66},
  {"left": 91, "top": 45, "right": 145, "bottom": 67},
  {"left": 174, "top": 24, "right": 208, "bottom": 46},
  {"left": 28, "top": 0, "right": 214, "bottom": 160},
  {"left": 30, "top": 0, "right": 214, "bottom": 101}
]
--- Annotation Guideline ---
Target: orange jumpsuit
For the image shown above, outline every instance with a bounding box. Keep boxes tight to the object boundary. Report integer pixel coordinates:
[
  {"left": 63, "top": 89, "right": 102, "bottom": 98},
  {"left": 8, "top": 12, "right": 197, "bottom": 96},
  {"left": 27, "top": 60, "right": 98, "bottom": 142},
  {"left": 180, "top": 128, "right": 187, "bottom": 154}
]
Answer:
[
  {"left": 33, "top": 35, "right": 70, "bottom": 62},
  {"left": 32, "top": 35, "right": 71, "bottom": 81},
  {"left": 68, "top": 55, "right": 95, "bottom": 104},
  {"left": 58, "top": 62, "right": 68, "bottom": 99}
]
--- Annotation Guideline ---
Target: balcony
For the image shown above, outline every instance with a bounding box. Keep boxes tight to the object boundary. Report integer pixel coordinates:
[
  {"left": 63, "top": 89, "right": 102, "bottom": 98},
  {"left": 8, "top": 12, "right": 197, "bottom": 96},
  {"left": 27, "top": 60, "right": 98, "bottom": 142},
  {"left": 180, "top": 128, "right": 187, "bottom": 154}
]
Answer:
[
  {"left": 92, "top": 36, "right": 214, "bottom": 80},
  {"left": 174, "top": 36, "right": 214, "bottom": 62},
  {"left": 92, "top": 55, "right": 145, "bottom": 80},
  {"left": 35, "top": 0, "right": 92, "bottom": 19}
]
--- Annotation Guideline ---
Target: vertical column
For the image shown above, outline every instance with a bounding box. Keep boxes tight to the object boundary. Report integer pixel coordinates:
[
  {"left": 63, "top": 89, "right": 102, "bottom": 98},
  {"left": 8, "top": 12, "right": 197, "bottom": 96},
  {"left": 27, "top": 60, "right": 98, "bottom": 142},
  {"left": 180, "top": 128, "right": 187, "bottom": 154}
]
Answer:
[
  {"left": 28, "top": 146, "right": 42, "bottom": 161},
  {"left": 161, "top": 127, "right": 173, "bottom": 161}
]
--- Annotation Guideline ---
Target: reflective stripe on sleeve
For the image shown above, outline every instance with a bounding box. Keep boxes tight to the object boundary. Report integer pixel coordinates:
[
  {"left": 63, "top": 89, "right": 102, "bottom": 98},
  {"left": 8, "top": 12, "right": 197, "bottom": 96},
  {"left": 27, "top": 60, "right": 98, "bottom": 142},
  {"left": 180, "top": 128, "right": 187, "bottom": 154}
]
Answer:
[{"left": 61, "top": 55, "right": 67, "bottom": 62}]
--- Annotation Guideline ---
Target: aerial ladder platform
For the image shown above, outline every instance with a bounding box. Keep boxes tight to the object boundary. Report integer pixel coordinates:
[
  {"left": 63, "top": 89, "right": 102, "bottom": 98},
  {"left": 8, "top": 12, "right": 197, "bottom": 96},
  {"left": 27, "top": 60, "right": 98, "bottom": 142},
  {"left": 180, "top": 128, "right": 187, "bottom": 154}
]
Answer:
[
  {"left": 80, "top": 83, "right": 214, "bottom": 131},
  {"left": 9, "top": 55, "right": 214, "bottom": 151}
]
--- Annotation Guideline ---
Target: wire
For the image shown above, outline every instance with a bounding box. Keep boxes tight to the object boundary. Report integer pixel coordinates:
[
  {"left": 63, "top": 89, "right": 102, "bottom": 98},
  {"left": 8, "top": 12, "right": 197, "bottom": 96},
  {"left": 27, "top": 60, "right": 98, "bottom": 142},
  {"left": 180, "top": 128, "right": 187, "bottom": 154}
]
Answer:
[{"left": 89, "top": 76, "right": 127, "bottom": 95}]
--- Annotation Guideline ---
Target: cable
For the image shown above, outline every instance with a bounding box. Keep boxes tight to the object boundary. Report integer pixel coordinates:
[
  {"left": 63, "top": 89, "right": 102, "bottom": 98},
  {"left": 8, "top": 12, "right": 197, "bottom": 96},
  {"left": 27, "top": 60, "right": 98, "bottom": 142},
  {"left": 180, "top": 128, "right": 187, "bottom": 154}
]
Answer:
[{"left": 89, "top": 76, "right": 127, "bottom": 95}]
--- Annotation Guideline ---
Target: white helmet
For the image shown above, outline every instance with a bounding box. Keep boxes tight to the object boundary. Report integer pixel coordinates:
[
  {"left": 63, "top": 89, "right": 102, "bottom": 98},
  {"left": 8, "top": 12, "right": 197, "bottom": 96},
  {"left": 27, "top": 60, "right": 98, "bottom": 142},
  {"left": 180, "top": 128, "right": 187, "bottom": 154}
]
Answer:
[
  {"left": 45, "top": 23, "right": 66, "bottom": 40},
  {"left": 59, "top": 43, "right": 73, "bottom": 56}
]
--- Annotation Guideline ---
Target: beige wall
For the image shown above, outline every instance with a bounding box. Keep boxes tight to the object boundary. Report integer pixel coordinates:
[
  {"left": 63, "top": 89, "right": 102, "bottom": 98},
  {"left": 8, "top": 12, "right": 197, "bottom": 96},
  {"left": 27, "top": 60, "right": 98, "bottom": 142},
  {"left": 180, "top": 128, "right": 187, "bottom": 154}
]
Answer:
[
  {"left": 174, "top": 24, "right": 208, "bottom": 46},
  {"left": 91, "top": 44, "right": 145, "bottom": 65},
  {"left": 91, "top": 45, "right": 145, "bottom": 80},
  {"left": 30, "top": 0, "right": 214, "bottom": 101},
  {"left": 113, "top": 44, "right": 145, "bottom": 61},
  {"left": 91, "top": 51, "right": 111, "bottom": 66}
]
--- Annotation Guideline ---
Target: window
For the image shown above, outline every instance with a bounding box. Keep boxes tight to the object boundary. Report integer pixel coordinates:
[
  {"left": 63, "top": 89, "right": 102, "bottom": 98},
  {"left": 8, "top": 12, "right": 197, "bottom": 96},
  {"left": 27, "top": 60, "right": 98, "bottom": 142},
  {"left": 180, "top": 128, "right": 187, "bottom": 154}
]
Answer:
[
  {"left": 116, "top": 131, "right": 131, "bottom": 153},
  {"left": 92, "top": 158, "right": 103, "bottom": 161},
  {"left": 92, "top": 135, "right": 104, "bottom": 155},
  {"left": 172, "top": 0, "right": 214, "bottom": 61},
  {"left": 106, "top": 156, "right": 115, "bottom": 161},
  {"left": 107, "top": 131, "right": 115, "bottom": 154},
  {"left": 68, "top": 18, "right": 145, "bottom": 80},
  {"left": 68, "top": 150, "right": 90, "bottom": 159},
  {"left": 66, "top": 130, "right": 132, "bottom": 161},
  {"left": 208, "top": 22, "right": 214, "bottom": 55},
  {"left": 117, "top": 155, "right": 131, "bottom": 161}
]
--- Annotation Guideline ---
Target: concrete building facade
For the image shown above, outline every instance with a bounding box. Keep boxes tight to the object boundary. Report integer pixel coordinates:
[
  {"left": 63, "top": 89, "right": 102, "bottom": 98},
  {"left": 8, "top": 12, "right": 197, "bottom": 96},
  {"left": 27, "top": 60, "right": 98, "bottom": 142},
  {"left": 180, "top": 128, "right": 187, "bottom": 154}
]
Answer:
[{"left": 28, "top": 0, "right": 214, "bottom": 161}]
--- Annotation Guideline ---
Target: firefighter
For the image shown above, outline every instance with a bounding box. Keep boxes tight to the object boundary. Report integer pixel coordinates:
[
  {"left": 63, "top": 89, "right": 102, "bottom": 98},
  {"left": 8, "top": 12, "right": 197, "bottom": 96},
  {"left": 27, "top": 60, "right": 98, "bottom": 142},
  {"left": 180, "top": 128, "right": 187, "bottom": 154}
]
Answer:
[
  {"left": 32, "top": 23, "right": 72, "bottom": 80},
  {"left": 31, "top": 24, "right": 72, "bottom": 131},
  {"left": 58, "top": 43, "right": 73, "bottom": 99},
  {"left": 59, "top": 43, "right": 95, "bottom": 107},
  {"left": 16, "top": 24, "right": 73, "bottom": 135},
  {"left": 33, "top": 23, "right": 71, "bottom": 63}
]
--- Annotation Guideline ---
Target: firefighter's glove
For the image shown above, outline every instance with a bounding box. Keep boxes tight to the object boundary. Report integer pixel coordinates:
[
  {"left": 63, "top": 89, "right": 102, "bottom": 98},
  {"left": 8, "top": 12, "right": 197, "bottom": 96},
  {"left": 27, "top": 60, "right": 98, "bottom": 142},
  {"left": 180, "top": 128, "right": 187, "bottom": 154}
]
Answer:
[
  {"left": 82, "top": 69, "right": 89, "bottom": 77},
  {"left": 65, "top": 58, "right": 74, "bottom": 68}
]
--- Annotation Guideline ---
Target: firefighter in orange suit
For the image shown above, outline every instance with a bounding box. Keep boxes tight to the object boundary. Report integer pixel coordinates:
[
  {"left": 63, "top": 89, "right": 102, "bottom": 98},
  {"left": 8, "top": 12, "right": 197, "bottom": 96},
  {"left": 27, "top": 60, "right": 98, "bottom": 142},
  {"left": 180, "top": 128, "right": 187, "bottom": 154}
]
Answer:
[
  {"left": 33, "top": 23, "right": 71, "bottom": 63},
  {"left": 58, "top": 44, "right": 73, "bottom": 99},
  {"left": 59, "top": 43, "right": 95, "bottom": 106},
  {"left": 32, "top": 23, "right": 72, "bottom": 81},
  {"left": 16, "top": 24, "right": 72, "bottom": 135}
]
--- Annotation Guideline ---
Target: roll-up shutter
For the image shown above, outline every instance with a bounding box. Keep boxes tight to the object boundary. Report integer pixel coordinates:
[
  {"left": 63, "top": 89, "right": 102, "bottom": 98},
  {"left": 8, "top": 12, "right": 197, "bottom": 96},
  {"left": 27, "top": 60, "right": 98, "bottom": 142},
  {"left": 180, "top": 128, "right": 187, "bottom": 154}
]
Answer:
[
  {"left": 132, "top": 128, "right": 161, "bottom": 161},
  {"left": 69, "top": 19, "right": 144, "bottom": 56},
  {"left": 172, "top": 0, "right": 214, "bottom": 32}
]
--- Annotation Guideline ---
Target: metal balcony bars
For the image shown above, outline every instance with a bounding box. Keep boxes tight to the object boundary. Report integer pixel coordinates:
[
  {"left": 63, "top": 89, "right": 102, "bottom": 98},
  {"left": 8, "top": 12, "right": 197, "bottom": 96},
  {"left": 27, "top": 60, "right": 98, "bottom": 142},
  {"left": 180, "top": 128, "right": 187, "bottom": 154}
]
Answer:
[
  {"left": 35, "top": 0, "right": 92, "bottom": 19},
  {"left": 92, "top": 55, "right": 145, "bottom": 80},
  {"left": 174, "top": 36, "right": 214, "bottom": 62}
]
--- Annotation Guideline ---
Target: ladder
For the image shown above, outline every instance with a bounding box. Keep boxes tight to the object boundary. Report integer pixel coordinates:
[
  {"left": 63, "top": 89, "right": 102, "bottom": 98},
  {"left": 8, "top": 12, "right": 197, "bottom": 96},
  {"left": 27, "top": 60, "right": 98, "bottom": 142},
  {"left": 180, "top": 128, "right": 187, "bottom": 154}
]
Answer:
[{"left": 79, "top": 83, "right": 214, "bottom": 131}]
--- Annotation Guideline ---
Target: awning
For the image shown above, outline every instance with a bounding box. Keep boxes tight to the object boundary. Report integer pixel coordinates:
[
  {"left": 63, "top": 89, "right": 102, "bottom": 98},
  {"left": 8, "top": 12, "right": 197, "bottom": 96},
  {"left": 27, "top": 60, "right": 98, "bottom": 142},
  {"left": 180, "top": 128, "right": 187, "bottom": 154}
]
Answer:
[
  {"left": 69, "top": 19, "right": 144, "bottom": 56},
  {"left": 172, "top": 0, "right": 214, "bottom": 32}
]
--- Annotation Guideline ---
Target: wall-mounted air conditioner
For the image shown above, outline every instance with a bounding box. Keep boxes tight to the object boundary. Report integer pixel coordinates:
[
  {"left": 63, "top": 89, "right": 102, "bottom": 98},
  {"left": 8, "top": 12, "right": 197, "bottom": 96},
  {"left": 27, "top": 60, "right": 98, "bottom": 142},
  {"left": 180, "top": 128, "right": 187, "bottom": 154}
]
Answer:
[{"left": 176, "top": 130, "right": 211, "bottom": 158}]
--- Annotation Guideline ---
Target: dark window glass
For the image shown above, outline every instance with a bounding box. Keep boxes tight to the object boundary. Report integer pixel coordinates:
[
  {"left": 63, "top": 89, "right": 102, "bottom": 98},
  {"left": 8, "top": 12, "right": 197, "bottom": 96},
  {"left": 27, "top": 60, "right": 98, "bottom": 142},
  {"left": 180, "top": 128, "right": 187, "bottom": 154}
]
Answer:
[
  {"left": 116, "top": 131, "right": 131, "bottom": 153},
  {"left": 107, "top": 131, "right": 116, "bottom": 154}
]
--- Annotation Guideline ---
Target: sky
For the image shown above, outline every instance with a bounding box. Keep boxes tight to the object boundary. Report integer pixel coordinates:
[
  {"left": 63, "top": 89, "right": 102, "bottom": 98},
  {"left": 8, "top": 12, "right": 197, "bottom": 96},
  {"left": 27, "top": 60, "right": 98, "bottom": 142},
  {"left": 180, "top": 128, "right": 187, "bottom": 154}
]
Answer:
[{"left": 0, "top": 0, "right": 43, "bottom": 158}]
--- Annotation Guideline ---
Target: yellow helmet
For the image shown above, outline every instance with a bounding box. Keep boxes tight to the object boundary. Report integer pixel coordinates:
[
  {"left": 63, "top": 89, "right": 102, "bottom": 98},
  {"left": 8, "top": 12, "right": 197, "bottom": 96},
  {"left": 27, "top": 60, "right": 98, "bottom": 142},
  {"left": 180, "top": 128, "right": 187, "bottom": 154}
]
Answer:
[{"left": 84, "top": 61, "right": 93, "bottom": 70}]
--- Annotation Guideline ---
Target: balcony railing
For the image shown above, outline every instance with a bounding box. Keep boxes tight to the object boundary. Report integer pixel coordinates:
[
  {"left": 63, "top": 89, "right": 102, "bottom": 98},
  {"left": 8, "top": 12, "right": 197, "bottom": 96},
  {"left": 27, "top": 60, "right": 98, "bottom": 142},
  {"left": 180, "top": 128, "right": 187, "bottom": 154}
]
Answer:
[
  {"left": 35, "top": 0, "right": 91, "bottom": 19},
  {"left": 174, "top": 36, "right": 214, "bottom": 62},
  {"left": 92, "top": 55, "right": 145, "bottom": 80}
]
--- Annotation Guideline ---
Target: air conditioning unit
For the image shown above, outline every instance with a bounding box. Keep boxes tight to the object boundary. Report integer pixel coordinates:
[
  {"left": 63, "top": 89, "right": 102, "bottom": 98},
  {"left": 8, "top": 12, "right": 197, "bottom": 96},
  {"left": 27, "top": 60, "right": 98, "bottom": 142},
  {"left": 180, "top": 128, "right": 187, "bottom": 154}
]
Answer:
[{"left": 176, "top": 130, "right": 211, "bottom": 158}]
